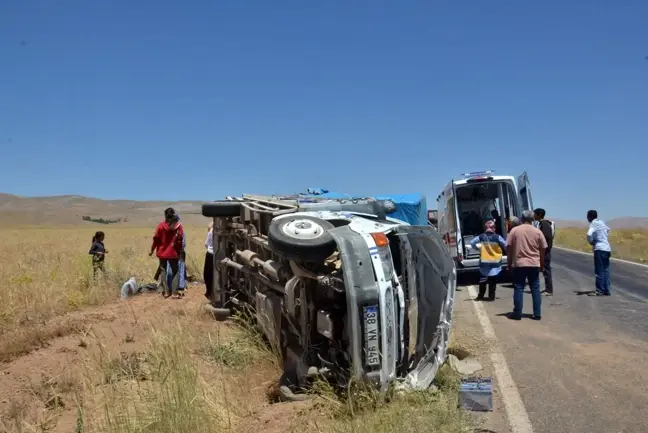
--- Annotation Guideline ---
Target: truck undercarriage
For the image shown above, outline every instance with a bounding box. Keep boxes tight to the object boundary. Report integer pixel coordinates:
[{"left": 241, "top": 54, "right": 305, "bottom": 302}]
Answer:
[{"left": 202, "top": 194, "right": 457, "bottom": 398}]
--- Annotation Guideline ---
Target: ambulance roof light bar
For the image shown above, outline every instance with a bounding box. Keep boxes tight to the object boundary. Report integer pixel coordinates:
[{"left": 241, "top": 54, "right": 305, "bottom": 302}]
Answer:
[{"left": 461, "top": 170, "right": 494, "bottom": 177}]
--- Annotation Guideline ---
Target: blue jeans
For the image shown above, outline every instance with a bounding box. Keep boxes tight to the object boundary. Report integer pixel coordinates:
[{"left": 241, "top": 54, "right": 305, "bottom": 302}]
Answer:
[
  {"left": 512, "top": 267, "right": 542, "bottom": 318},
  {"left": 166, "top": 259, "right": 186, "bottom": 291},
  {"left": 594, "top": 250, "right": 611, "bottom": 295}
]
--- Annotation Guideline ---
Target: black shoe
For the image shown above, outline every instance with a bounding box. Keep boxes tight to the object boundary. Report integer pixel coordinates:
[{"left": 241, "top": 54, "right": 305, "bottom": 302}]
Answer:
[
  {"left": 532, "top": 315, "right": 542, "bottom": 321},
  {"left": 487, "top": 296, "right": 496, "bottom": 301},
  {"left": 475, "top": 296, "right": 485, "bottom": 301},
  {"left": 507, "top": 313, "right": 522, "bottom": 321}
]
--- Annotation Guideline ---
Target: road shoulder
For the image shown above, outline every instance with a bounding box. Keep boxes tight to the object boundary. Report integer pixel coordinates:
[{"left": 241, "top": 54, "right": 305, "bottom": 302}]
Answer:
[{"left": 451, "top": 285, "right": 513, "bottom": 433}]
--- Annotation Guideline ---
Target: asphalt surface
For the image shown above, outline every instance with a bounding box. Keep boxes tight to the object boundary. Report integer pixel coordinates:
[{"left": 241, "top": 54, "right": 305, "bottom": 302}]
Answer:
[{"left": 464, "top": 248, "right": 648, "bottom": 433}]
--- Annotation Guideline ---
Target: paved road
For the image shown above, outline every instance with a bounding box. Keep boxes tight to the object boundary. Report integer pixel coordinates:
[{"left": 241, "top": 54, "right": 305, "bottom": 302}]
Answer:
[{"left": 465, "top": 248, "right": 648, "bottom": 433}]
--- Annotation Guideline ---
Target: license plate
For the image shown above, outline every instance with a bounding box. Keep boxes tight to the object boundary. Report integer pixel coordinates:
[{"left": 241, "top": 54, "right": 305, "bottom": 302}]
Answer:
[{"left": 363, "top": 306, "right": 380, "bottom": 367}]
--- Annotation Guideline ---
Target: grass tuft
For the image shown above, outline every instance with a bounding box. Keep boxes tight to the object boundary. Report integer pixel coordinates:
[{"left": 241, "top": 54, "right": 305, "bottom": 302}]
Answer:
[
  {"left": 317, "top": 371, "right": 470, "bottom": 433},
  {"left": 305, "top": 361, "right": 470, "bottom": 433},
  {"left": 87, "top": 324, "right": 234, "bottom": 433},
  {"left": 203, "top": 337, "right": 255, "bottom": 368}
]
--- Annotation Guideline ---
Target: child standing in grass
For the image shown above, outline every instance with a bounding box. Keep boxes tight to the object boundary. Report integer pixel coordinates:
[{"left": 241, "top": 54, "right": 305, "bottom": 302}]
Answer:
[{"left": 89, "top": 231, "right": 108, "bottom": 282}]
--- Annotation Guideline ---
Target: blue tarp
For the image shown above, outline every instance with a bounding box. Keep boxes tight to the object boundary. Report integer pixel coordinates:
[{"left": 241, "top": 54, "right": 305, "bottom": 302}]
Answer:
[{"left": 301, "top": 188, "right": 428, "bottom": 226}]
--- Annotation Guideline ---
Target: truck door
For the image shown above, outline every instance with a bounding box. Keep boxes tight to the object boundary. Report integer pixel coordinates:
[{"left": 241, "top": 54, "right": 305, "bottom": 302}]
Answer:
[
  {"left": 395, "top": 225, "right": 456, "bottom": 389},
  {"left": 438, "top": 184, "right": 460, "bottom": 260},
  {"left": 517, "top": 172, "right": 534, "bottom": 212}
]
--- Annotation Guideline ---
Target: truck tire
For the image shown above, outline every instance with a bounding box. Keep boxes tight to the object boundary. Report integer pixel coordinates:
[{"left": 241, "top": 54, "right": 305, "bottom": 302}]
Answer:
[
  {"left": 268, "top": 215, "right": 336, "bottom": 262},
  {"left": 202, "top": 201, "right": 241, "bottom": 218}
]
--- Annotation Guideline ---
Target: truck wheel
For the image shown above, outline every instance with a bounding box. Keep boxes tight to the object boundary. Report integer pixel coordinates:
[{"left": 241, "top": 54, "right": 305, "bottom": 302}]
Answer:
[
  {"left": 202, "top": 201, "right": 241, "bottom": 218},
  {"left": 268, "top": 216, "right": 336, "bottom": 262}
]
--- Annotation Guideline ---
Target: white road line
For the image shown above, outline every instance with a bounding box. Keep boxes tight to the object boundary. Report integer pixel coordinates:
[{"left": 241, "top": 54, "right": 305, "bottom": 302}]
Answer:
[
  {"left": 554, "top": 246, "right": 648, "bottom": 269},
  {"left": 466, "top": 285, "right": 534, "bottom": 433}
]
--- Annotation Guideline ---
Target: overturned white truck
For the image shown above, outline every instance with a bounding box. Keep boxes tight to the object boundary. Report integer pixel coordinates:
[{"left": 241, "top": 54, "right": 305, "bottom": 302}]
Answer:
[{"left": 202, "top": 190, "right": 457, "bottom": 398}]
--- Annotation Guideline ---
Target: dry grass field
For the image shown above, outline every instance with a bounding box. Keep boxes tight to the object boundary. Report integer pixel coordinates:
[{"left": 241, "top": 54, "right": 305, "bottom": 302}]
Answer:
[
  {"left": 0, "top": 225, "right": 207, "bottom": 362},
  {"left": 555, "top": 227, "right": 648, "bottom": 264},
  {"left": 0, "top": 224, "right": 472, "bottom": 433}
]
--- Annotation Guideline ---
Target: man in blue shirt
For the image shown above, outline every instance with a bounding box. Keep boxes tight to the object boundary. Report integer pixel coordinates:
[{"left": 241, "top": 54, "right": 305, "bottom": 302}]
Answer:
[
  {"left": 470, "top": 220, "right": 508, "bottom": 301},
  {"left": 586, "top": 209, "right": 612, "bottom": 296}
]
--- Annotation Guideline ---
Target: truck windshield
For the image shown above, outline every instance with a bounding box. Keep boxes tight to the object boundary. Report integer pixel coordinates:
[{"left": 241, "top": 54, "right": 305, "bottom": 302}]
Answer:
[{"left": 455, "top": 181, "right": 519, "bottom": 237}]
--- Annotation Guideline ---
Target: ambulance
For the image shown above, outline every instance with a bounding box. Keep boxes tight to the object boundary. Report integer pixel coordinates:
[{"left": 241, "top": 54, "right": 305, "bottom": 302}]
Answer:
[{"left": 436, "top": 171, "right": 534, "bottom": 274}]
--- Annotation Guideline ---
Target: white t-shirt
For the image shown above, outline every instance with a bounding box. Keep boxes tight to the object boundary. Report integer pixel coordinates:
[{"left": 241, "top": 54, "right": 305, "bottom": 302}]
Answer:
[{"left": 205, "top": 229, "right": 214, "bottom": 255}]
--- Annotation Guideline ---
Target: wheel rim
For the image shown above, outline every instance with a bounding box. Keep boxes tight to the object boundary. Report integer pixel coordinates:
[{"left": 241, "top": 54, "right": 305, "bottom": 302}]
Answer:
[{"left": 281, "top": 219, "right": 325, "bottom": 240}]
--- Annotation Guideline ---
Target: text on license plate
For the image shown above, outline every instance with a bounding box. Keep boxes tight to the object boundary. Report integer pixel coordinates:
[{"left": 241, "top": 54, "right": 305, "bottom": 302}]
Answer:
[{"left": 363, "top": 306, "right": 380, "bottom": 367}]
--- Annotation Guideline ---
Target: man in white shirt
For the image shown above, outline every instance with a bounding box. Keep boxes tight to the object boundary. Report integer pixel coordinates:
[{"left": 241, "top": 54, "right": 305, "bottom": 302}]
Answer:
[
  {"left": 203, "top": 222, "right": 214, "bottom": 300},
  {"left": 586, "top": 209, "right": 612, "bottom": 296}
]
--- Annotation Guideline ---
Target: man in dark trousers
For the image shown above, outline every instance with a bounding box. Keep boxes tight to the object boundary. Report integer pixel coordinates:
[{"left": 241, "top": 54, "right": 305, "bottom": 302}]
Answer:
[
  {"left": 534, "top": 208, "right": 555, "bottom": 296},
  {"left": 507, "top": 210, "right": 547, "bottom": 320}
]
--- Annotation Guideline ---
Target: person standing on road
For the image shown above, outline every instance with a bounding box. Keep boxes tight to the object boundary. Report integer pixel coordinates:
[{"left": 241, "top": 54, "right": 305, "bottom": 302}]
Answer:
[
  {"left": 470, "top": 220, "right": 507, "bottom": 301},
  {"left": 533, "top": 208, "right": 555, "bottom": 296},
  {"left": 203, "top": 221, "right": 214, "bottom": 301},
  {"left": 506, "top": 210, "right": 547, "bottom": 320},
  {"left": 586, "top": 209, "right": 612, "bottom": 296},
  {"left": 150, "top": 208, "right": 185, "bottom": 299}
]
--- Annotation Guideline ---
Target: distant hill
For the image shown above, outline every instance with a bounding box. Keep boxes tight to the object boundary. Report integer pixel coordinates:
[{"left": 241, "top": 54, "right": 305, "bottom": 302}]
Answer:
[
  {"left": 551, "top": 218, "right": 589, "bottom": 228},
  {"left": 550, "top": 217, "right": 648, "bottom": 230},
  {"left": 0, "top": 193, "right": 208, "bottom": 226},
  {"left": 1, "top": 193, "right": 647, "bottom": 229},
  {"left": 606, "top": 217, "right": 648, "bottom": 229}
]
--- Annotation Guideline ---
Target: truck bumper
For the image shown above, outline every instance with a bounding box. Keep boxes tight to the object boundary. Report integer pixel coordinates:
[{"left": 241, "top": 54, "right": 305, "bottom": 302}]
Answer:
[{"left": 327, "top": 226, "right": 398, "bottom": 390}]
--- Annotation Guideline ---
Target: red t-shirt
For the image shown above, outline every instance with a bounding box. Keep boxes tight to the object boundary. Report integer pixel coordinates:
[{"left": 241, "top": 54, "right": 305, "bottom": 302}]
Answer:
[{"left": 151, "top": 221, "right": 184, "bottom": 259}]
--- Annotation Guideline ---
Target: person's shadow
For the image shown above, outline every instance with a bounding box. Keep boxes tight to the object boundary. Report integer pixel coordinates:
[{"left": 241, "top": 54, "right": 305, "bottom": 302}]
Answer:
[
  {"left": 495, "top": 312, "right": 535, "bottom": 319},
  {"left": 574, "top": 290, "right": 595, "bottom": 295}
]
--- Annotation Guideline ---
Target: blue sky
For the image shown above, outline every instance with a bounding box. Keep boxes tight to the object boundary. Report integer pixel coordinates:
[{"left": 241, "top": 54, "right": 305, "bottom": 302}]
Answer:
[{"left": 1, "top": 0, "right": 646, "bottom": 219}]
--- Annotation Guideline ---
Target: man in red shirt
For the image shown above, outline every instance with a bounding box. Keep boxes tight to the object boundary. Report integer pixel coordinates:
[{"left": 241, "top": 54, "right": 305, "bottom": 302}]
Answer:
[{"left": 150, "top": 207, "right": 185, "bottom": 298}]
